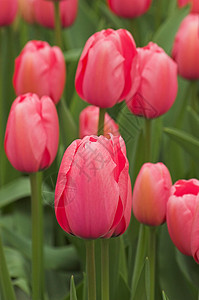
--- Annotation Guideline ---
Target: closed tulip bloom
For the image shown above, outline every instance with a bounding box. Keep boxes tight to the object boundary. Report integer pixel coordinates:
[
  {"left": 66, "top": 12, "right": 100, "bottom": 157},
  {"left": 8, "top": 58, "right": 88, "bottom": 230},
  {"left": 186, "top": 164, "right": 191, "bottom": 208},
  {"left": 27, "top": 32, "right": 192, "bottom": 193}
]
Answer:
[
  {"left": 75, "top": 29, "right": 137, "bottom": 108},
  {"left": 167, "top": 179, "right": 199, "bottom": 263},
  {"left": 13, "top": 40, "right": 66, "bottom": 104},
  {"left": 126, "top": 42, "right": 178, "bottom": 118},
  {"left": 178, "top": 0, "right": 199, "bottom": 13},
  {"left": 18, "top": 0, "right": 35, "bottom": 24},
  {"left": 172, "top": 14, "right": 199, "bottom": 80},
  {"left": 0, "top": 0, "right": 18, "bottom": 26},
  {"left": 132, "top": 163, "right": 172, "bottom": 226},
  {"left": 79, "top": 106, "right": 119, "bottom": 138},
  {"left": 55, "top": 134, "right": 130, "bottom": 239},
  {"left": 107, "top": 0, "right": 152, "bottom": 18},
  {"left": 4, "top": 93, "right": 59, "bottom": 173},
  {"left": 33, "top": 0, "right": 78, "bottom": 29}
]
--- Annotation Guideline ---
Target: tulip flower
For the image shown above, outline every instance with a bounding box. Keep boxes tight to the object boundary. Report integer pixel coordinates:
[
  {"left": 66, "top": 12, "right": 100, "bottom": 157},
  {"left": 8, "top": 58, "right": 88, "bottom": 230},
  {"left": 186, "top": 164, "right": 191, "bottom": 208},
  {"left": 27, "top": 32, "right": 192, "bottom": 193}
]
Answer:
[
  {"left": 33, "top": 0, "right": 78, "bottom": 29},
  {"left": 79, "top": 106, "right": 119, "bottom": 138},
  {"left": 13, "top": 40, "right": 66, "bottom": 104},
  {"left": 55, "top": 134, "right": 131, "bottom": 239},
  {"left": 172, "top": 14, "right": 199, "bottom": 80},
  {"left": 178, "top": 0, "right": 199, "bottom": 13},
  {"left": 107, "top": 0, "right": 152, "bottom": 18},
  {"left": 4, "top": 93, "right": 59, "bottom": 173},
  {"left": 132, "top": 163, "right": 172, "bottom": 226},
  {"left": 75, "top": 29, "right": 137, "bottom": 108},
  {"left": 18, "top": 0, "right": 35, "bottom": 24},
  {"left": 126, "top": 42, "right": 178, "bottom": 118},
  {"left": 0, "top": 0, "right": 18, "bottom": 26},
  {"left": 167, "top": 179, "right": 199, "bottom": 263}
]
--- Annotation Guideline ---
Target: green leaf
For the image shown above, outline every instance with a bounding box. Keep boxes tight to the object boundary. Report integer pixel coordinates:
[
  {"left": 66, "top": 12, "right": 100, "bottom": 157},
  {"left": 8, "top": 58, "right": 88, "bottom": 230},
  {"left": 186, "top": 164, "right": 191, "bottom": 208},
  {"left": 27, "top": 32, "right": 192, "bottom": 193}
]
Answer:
[
  {"left": 0, "top": 177, "right": 30, "bottom": 209},
  {"left": 145, "top": 258, "right": 150, "bottom": 300},
  {"left": 131, "top": 258, "right": 148, "bottom": 300},
  {"left": 187, "top": 106, "right": 199, "bottom": 139},
  {"left": 153, "top": 5, "right": 189, "bottom": 54},
  {"left": 64, "top": 49, "right": 82, "bottom": 63},
  {"left": 115, "top": 273, "right": 131, "bottom": 300},
  {"left": 164, "top": 127, "right": 199, "bottom": 162},
  {"left": 70, "top": 276, "right": 78, "bottom": 300},
  {"left": 162, "top": 290, "right": 170, "bottom": 300}
]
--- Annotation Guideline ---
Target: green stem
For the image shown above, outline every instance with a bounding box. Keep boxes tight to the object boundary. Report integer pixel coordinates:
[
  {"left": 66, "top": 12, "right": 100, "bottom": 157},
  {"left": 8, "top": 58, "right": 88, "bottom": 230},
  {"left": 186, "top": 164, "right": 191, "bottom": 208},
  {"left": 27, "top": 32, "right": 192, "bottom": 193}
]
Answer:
[
  {"left": 54, "top": 2, "right": 63, "bottom": 48},
  {"left": 190, "top": 80, "right": 198, "bottom": 113},
  {"left": 147, "top": 226, "right": 156, "bottom": 300},
  {"left": 144, "top": 118, "right": 151, "bottom": 162},
  {"left": 30, "top": 172, "right": 44, "bottom": 300},
  {"left": 155, "top": 0, "right": 162, "bottom": 31},
  {"left": 57, "top": 98, "right": 78, "bottom": 148},
  {"left": 101, "top": 239, "right": 109, "bottom": 300},
  {"left": 130, "top": 224, "right": 147, "bottom": 300},
  {"left": 129, "top": 19, "right": 140, "bottom": 46},
  {"left": 0, "top": 231, "right": 16, "bottom": 300},
  {"left": 98, "top": 108, "right": 106, "bottom": 136},
  {"left": 86, "top": 240, "right": 96, "bottom": 300}
]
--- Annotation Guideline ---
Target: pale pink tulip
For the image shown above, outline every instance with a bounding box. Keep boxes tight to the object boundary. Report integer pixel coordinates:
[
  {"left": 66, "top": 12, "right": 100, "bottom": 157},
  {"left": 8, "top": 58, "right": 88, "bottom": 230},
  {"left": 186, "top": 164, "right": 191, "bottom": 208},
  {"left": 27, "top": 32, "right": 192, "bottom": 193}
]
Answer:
[
  {"left": 133, "top": 163, "right": 172, "bottom": 226},
  {"left": 13, "top": 40, "right": 66, "bottom": 104},
  {"left": 18, "top": 0, "right": 35, "bottom": 24},
  {"left": 4, "top": 93, "right": 59, "bottom": 173},
  {"left": 126, "top": 42, "right": 178, "bottom": 118},
  {"left": 79, "top": 106, "right": 119, "bottom": 138},
  {"left": 75, "top": 29, "right": 137, "bottom": 108},
  {"left": 55, "top": 134, "right": 130, "bottom": 239}
]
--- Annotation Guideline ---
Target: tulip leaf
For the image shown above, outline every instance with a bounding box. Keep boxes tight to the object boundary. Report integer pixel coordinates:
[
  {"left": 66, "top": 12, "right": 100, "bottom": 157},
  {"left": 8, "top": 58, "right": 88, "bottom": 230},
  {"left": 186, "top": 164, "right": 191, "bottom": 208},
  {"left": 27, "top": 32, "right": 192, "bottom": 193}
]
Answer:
[
  {"left": 162, "top": 291, "right": 170, "bottom": 300},
  {"left": 115, "top": 273, "right": 131, "bottom": 300},
  {"left": 153, "top": 5, "right": 189, "bottom": 54},
  {"left": 164, "top": 127, "right": 199, "bottom": 162},
  {"left": 131, "top": 257, "right": 148, "bottom": 300},
  {"left": 64, "top": 49, "right": 82, "bottom": 63},
  {"left": 187, "top": 106, "right": 199, "bottom": 140},
  {"left": 70, "top": 276, "right": 78, "bottom": 300},
  {"left": 0, "top": 224, "right": 80, "bottom": 271},
  {"left": 0, "top": 177, "right": 31, "bottom": 209}
]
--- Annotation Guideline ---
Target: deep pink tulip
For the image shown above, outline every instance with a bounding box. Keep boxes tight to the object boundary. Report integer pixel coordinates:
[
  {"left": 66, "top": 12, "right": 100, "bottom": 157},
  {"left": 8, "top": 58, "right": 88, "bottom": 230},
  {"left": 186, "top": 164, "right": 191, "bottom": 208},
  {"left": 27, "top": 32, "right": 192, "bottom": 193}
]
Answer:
[
  {"left": 107, "top": 0, "right": 152, "bottom": 18},
  {"left": 55, "top": 134, "right": 131, "bottom": 239},
  {"left": 172, "top": 14, "right": 199, "bottom": 80},
  {"left": 0, "top": 0, "right": 18, "bottom": 26},
  {"left": 167, "top": 179, "right": 199, "bottom": 263},
  {"left": 18, "top": 0, "right": 35, "bottom": 24},
  {"left": 79, "top": 106, "right": 119, "bottom": 139},
  {"left": 132, "top": 163, "right": 172, "bottom": 226},
  {"left": 4, "top": 93, "right": 59, "bottom": 173},
  {"left": 75, "top": 29, "right": 137, "bottom": 108},
  {"left": 13, "top": 40, "right": 66, "bottom": 104},
  {"left": 126, "top": 42, "right": 178, "bottom": 118},
  {"left": 178, "top": 0, "right": 199, "bottom": 13},
  {"left": 33, "top": 0, "right": 78, "bottom": 29}
]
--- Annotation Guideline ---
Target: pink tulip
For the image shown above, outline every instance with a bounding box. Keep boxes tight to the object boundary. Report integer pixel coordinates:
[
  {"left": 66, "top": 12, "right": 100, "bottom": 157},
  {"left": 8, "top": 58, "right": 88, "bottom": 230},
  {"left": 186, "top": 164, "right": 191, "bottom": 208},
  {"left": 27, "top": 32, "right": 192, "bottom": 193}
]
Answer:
[
  {"left": 0, "top": 0, "right": 18, "bottom": 26},
  {"left": 18, "top": 0, "right": 35, "bottom": 24},
  {"left": 167, "top": 179, "right": 199, "bottom": 263},
  {"left": 79, "top": 105, "right": 119, "bottom": 139},
  {"left": 178, "top": 0, "right": 199, "bottom": 13},
  {"left": 55, "top": 134, "right": 131, "bottom": 239},
  {"left": 126, "top": 42, "right": 178, "bottom": 118},
  {"left": 33, "top": 0, "right": 78, "bottom": 29},
  {"left": 75, "top": 29, "right": 137, "bottom": 108},
  {"left": 107, "top": 0, "right": 152, "bottom": 18},
  {"left": 132, "top": 163, "right": 172, "bottom": 226},
  {"left": 13, "top": 40, "right": 66, "bottom": 104},
  {"left": 172, "top": 14, "right": 199, "bottom": 80},
  {"left": 4, "top": 93, "right": 59, "bottom": 173}
]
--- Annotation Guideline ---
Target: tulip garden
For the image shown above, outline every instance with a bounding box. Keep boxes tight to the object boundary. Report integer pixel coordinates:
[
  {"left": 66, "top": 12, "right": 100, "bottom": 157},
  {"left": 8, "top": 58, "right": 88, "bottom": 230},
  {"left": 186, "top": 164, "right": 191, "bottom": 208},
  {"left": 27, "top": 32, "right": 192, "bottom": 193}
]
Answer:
[{"left": 0, "top": 0, "right": 199, "bottom": 300}]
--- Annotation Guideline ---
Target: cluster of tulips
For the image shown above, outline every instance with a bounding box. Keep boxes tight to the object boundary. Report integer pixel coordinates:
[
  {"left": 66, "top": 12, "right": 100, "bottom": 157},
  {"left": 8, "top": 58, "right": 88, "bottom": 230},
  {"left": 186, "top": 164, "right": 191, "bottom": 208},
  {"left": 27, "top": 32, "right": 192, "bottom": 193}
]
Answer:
[{"left": 0, "top": 0, "right": 199, "bottom": 300}]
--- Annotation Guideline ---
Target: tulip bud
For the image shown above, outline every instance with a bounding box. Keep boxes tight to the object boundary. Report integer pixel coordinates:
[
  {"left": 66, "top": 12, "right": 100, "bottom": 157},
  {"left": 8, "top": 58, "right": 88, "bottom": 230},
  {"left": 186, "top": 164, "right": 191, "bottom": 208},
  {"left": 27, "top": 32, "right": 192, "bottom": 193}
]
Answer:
[
  {"left": 75, "top": 29, "right": 137, "bottom": 108},
  {"left": 79, "top": 106, "right": 119, "bottom": 139},
  {"left": 4, "top": 93, "right": 59, "bottom": 173},
  {"left": 13, "top": 40, "right": 66, "bottom": 104},
  {"left": 33, "top": 0, "right": 78, "bottom": 29},
  {"left": 55, "top": 134, "right": 131, "bottom": 239},
  {"left": 107, "top": 0, "right": 152, "bottom": 18},
  {"left": 172, "top": 14, "right": 199, "bottom": 80},
  {"left": 126, "top": 42, "right": 178, "bottom": 118},
  {"left": 18, "top": 0, "right": 35, "bottom": 24},
  {"left": 0, "top": 0, "right": 18, "bottom": 26},
  {"left": 132, "top": 163, "right": 172, "bottom": 226},
  {"left": 167, "top": 179, "right": 199, "bottom": 263},
  {"left": 178, "top": 0, "right": 199, "bottom": 13}
]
